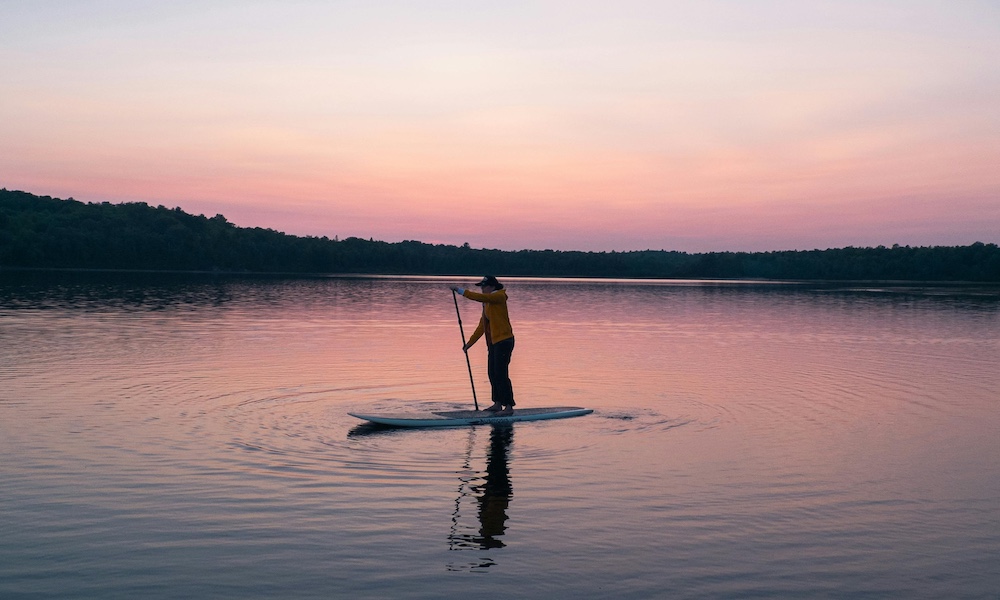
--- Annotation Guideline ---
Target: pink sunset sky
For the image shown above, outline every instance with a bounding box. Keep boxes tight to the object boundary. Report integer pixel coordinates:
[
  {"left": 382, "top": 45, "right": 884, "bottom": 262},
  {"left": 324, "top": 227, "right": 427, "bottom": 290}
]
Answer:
[{"left": 2, "top": 1, "right": 998, "bottom": 252}]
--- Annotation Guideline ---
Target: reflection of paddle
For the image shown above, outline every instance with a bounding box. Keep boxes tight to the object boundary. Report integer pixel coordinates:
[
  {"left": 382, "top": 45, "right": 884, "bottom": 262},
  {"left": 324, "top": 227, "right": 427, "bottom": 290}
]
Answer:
[
  {"left": 448, "top": 426, "right": 477, "bottom": 552},
  {"left": 452, "top": 290, "right": 479, "bottom": 411}
]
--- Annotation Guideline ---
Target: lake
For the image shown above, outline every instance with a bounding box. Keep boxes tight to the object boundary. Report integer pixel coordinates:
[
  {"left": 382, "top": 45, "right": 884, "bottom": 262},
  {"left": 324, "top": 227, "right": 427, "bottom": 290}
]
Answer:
[{"left": 1, "top": 272, "right": 998, "bottom": 599}]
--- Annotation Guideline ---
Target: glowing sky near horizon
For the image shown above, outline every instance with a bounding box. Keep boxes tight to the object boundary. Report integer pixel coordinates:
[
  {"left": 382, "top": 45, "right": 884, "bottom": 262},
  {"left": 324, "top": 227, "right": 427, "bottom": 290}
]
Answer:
[{"left": 2, "top": 1, "right": 998, "bottom": 252}]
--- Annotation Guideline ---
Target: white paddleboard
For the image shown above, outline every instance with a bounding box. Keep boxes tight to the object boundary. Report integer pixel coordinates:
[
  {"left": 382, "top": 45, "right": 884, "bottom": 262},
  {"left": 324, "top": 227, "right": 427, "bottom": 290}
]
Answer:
[{"left": 349, "top": 406, "right": 593, "bottom": 428}]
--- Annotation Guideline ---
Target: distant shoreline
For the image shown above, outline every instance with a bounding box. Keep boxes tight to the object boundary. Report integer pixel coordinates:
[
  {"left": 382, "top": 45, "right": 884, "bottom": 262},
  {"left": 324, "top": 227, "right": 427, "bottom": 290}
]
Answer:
[{"left": 3, "top": 188, "right": 998, "bottom": 282}]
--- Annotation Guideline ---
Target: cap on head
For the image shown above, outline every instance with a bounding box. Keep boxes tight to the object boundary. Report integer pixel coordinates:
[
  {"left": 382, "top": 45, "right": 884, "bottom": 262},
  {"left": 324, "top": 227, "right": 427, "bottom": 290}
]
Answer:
[{"left": 476, "top": 275, "right": 502, "bottom": 289}]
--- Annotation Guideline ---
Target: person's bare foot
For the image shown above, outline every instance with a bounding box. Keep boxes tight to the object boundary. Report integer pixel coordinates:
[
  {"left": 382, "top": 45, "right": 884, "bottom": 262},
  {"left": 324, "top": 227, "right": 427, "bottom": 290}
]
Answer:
[
  {"left": 483, "top": 403, "right": 502, "bottom": 412},
  {"left": 497, "top": 406, "right": 514, "bottom": 416}
]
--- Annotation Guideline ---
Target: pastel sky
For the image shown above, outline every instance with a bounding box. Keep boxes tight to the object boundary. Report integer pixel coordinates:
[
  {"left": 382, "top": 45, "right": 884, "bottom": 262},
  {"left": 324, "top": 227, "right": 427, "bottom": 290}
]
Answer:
[{"left": 2, "top": 1, "right": 998, "bottom": 252}]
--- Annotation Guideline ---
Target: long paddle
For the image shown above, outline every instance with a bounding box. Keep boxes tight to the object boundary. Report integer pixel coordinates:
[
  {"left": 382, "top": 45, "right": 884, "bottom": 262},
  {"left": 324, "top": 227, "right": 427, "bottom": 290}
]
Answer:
[{"left": 452, "top": 290, "right": 479, "bottom": 410}]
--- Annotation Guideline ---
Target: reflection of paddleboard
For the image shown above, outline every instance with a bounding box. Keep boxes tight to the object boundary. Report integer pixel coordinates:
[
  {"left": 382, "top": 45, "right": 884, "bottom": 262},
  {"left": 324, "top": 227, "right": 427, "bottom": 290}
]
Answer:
[{"left": 349, "top": 406, "right": 593, "bottom": 428}]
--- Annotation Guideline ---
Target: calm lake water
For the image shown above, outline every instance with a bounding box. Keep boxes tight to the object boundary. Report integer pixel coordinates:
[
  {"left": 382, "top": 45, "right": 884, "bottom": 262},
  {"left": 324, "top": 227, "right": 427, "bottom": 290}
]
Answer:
[{"left": 2, "top": 272, "right": 998, "bottom": 599}]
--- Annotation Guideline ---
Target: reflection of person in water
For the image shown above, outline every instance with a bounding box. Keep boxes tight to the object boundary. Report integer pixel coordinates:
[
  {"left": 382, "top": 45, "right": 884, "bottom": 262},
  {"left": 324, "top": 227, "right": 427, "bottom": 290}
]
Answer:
[
  {"left": 475, "top": 423, "right": 514, "bottom": 548},
  {"left": 448, "top": 424, "right": 514, "bottom": 560}
]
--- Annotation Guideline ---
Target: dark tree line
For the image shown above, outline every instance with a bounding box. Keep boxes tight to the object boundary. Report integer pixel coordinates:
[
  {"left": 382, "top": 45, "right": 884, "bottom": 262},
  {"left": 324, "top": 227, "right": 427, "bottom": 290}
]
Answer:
[{"left": 1, "top": 188, "right": 998, "bottom": 281}]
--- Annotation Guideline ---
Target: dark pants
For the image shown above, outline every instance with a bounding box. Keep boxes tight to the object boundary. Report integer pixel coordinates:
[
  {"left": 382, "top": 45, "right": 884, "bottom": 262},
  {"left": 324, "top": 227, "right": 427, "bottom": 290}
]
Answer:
[{"left": 487, "top": 337, "right": 515, "bottom": 406}]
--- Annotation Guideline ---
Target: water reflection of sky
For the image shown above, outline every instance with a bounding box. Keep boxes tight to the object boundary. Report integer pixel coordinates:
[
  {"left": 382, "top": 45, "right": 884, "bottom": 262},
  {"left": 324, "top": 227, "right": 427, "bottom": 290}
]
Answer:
[{"left": 2, "top": 273, "right": 999, "bottom": 598}]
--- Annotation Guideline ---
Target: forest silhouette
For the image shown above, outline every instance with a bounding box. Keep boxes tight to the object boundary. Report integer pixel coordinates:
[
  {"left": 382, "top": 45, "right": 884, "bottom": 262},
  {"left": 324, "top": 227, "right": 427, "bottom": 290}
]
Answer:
[{"left": 2, "top": 189, "right": 997, "bottom": 281}]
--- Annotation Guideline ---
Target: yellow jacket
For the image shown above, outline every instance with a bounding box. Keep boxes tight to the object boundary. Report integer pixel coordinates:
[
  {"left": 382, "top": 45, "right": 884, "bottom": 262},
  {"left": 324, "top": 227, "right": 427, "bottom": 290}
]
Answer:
[{"left": 463, "top": 289, "right": 514, "bottom": 347}]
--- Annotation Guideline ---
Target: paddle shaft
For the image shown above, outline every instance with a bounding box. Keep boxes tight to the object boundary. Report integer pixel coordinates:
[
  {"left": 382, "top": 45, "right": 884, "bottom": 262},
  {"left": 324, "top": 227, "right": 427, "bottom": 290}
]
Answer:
[{"left": 452, "top": 290, "right": 479, "bottom": 410}]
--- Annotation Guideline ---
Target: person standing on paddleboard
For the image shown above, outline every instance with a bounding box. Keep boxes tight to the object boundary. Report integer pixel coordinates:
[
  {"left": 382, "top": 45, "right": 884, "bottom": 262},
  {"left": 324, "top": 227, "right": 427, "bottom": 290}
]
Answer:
[{"left": 451, "top": 276, "right": 516, "bottom": 415}]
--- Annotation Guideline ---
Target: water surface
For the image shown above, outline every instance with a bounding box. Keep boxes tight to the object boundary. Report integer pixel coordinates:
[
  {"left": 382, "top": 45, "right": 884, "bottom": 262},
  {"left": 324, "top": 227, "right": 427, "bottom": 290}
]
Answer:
[{"left": 2, "top": 273, "right": 998, "bottom": 598}]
